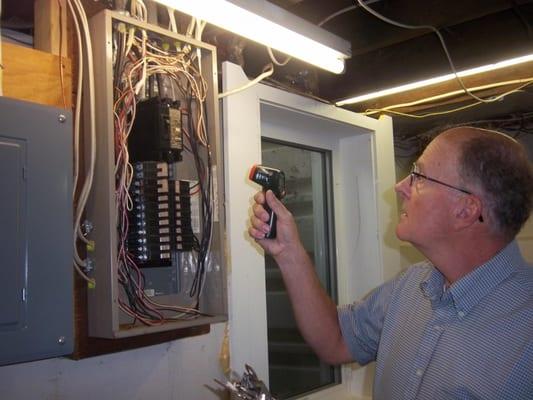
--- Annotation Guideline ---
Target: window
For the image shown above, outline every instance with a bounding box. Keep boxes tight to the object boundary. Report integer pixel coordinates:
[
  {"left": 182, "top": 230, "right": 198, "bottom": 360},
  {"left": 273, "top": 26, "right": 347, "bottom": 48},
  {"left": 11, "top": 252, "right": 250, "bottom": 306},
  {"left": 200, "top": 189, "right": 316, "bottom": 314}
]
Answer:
[
  {"left": 222, "top": 61, "right": 399, "bottom": 400},
  {"left": 262, "top": 139, "right": 339, "bottom": 398}
]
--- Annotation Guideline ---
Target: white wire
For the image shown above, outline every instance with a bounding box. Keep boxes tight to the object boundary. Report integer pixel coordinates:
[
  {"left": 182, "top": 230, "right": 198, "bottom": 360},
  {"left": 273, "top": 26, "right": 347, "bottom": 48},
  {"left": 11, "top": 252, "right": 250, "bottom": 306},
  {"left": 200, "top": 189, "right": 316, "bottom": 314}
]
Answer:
[
  {"left": 317, "top": 0, "right": 381, "bottom": 27},
  {"left": 364, "top": 77, "right": 533, "bottom": 116},
  {"left": 167, "top": 7, "right": 178, "bottom": 33},
  {"left": 67, "top": 0, "right": 89, "bottom": 251},
  {"left": 267, "top": 47, "right": 290, "bottom": 66},
  {"left": 71, "top": 0, "right": 95, "bottom": 245},
  {"left": 218, "top": 64, "right": 274, "bottom": 99},
  {"left": 68, "top": 0, "right": 96, "bottom": 284},
  {"left": 67, "top": 0, "right": 86, "bottom": 267},
  {"left": 186, "top": 17, "right": 196, "bottom": 37},
  {"left": 356, "top": 0, "right": 498, "bottom": 104},
  {"left": 366, "top": 80, "right": 533, "bottom": 119}
]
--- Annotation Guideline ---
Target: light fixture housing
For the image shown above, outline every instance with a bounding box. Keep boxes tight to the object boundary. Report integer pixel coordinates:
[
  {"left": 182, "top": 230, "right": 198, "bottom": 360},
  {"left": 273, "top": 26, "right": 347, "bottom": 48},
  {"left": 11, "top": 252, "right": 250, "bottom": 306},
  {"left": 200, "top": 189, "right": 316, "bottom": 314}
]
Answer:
[
  {"left": 152, "top": 0, "right": 351, "bottom": 74},
  {"left": 336, "top": 53, "right": 533, "bottom": 106}
]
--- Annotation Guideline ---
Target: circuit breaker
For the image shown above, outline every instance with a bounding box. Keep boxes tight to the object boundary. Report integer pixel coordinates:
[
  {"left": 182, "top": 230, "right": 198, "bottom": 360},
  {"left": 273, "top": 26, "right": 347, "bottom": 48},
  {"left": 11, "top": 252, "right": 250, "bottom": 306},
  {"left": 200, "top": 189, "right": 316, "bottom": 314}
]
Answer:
[
  {"left": 0, "top": 97, "right": 73, "bottom": 365},
  {"left": 85, "top": 11, "right": 226, "bottom": 338}
]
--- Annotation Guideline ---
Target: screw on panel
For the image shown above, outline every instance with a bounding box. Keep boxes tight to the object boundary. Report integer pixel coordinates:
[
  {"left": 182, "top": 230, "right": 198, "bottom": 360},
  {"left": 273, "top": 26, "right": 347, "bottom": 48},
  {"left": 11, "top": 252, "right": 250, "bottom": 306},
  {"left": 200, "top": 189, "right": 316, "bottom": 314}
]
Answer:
[
  {"left": 85, "top": 258, "right": 95, "bottom": 273},
  {"left": 82, "top": 219, "right": 94, "bottom": 235},
  {"left": 58, "top": 114, "right": 67, "bottom": 123},
  {"left": 58, "top": 336, "right": 66, "bottom": 345}
]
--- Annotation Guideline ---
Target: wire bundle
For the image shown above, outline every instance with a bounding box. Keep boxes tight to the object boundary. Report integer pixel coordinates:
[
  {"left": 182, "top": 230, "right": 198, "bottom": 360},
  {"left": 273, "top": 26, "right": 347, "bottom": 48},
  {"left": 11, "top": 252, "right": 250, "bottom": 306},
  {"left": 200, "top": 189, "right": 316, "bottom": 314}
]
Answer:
[
  {"left": 68, "top": 0, "right": 97, "bottom": 285},
  {"left": 113, "top": 23, "right": 212, "bottom": 325}
]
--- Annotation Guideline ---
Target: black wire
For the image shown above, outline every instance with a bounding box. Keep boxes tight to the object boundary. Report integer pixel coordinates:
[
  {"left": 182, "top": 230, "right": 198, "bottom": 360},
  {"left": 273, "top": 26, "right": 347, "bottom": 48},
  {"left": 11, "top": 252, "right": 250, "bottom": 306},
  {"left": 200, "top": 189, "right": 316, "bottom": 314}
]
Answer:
[{"left": 186, "top": 90, "right": 213, "bottom": 301}]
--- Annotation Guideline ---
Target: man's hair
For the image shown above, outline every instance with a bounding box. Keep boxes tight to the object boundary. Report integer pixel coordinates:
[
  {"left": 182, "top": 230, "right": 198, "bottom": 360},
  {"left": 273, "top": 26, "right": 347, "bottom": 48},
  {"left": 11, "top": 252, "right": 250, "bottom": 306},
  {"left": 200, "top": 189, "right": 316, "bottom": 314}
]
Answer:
[{"left": 453, "top": 127, "right": 533, "bottom": 239}]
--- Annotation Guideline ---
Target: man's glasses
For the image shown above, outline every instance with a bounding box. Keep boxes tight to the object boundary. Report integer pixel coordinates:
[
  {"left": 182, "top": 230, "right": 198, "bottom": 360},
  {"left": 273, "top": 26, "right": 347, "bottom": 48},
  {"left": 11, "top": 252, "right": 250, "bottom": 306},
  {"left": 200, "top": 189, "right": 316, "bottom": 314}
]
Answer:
[
  {"left": 409, "top": 163, "right": 471, "bottom": 194},
  {"left": 409, "top": 163, "right": 483, "bottom": 222}
]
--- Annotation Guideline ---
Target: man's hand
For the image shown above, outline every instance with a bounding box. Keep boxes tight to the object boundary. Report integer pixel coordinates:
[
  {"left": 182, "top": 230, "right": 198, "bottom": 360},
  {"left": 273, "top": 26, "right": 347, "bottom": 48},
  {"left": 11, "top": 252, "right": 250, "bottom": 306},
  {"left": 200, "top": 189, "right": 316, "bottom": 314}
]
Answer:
[{"left": 248, "top": 190, "right": 302, "bottom": 260}]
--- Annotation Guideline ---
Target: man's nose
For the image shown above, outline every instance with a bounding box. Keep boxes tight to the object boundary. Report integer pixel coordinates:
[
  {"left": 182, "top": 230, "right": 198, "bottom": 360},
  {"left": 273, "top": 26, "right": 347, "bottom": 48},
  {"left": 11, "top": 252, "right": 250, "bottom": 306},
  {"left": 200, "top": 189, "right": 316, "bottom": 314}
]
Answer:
[{"left": 395, "top": 176, "right": 411, "bottom": 197}]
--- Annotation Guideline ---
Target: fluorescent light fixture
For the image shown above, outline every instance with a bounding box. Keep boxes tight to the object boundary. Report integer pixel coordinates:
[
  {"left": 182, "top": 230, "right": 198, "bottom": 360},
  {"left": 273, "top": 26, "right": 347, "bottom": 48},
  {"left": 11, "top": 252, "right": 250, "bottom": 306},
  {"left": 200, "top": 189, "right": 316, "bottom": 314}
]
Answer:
[
  {"left": 152, "top": 0, "right": 351, "bottom": 74},
  {"left": 337, "top": 53, "right": 533, "bottom": 106}
]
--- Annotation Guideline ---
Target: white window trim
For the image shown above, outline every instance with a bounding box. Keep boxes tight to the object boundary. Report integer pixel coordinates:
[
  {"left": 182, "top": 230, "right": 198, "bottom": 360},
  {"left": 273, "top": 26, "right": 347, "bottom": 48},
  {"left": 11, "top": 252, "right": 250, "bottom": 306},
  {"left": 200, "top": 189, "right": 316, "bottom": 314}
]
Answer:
[{"left": 222, "top": 62, "right": 400, "bottom": 399}]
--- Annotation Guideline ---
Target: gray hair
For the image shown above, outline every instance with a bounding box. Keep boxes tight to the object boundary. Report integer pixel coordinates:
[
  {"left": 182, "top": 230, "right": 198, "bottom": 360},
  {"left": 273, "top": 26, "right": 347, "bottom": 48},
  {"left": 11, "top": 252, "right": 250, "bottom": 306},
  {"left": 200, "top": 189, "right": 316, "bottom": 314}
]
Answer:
[{"left": 453, "top": 127, "right": 533, "bottom": 239}]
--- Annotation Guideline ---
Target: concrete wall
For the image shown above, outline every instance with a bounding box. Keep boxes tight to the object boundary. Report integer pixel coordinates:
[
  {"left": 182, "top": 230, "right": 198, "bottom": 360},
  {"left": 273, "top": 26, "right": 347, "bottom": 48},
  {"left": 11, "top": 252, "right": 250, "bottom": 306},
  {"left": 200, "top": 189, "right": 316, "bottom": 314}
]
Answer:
[{"left": 0, "top": 323, "right": 227, "bottom": 400}]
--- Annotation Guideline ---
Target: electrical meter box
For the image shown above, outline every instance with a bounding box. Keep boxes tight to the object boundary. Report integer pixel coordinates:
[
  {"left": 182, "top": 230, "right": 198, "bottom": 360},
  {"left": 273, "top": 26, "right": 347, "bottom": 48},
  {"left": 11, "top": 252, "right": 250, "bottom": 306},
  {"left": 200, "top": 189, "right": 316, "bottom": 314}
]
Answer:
[
  {"left": 0, "top": 97, "right": 73, "bottom": 365},
  {"left": 86, "top": 11, "right": 226, "bottom": 338}
]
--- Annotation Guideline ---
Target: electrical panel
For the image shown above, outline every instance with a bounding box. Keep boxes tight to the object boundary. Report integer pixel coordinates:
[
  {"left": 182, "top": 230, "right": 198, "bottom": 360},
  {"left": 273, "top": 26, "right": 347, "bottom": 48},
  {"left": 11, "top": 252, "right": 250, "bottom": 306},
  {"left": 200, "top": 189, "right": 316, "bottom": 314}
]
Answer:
[
  {"left": 0, "top": 97, "right": 73, "bottom": 365},
  {"left": 85, "top": 11, "right": 226, "bottom": 338}
]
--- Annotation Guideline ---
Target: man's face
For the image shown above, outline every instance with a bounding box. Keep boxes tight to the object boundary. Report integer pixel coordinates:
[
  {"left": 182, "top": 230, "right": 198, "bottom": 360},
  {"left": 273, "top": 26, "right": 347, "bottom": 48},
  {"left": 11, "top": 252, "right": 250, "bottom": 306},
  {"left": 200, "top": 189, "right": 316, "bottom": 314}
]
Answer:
[{"left": 394, "top": 136, "right": 463, "bottom": 251}]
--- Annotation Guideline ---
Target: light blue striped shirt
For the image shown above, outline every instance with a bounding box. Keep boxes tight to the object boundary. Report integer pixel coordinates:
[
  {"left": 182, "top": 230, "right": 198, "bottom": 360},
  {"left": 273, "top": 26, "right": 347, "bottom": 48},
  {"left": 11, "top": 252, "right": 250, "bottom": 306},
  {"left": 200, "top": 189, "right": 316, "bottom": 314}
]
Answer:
[{"left": 338, "top": 240, "right": 532, "bottom": 399}]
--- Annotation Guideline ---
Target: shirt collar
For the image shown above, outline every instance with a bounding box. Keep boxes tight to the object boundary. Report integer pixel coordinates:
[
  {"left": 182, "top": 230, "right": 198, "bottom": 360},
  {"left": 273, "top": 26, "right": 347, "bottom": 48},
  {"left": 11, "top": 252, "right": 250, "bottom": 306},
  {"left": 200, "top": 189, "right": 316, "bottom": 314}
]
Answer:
[
  {"left": 420, "top": 240, "right": 524, "bottom": 315},
  {"left": 419, "top": 262, "right": 446, "bottom": 306}
]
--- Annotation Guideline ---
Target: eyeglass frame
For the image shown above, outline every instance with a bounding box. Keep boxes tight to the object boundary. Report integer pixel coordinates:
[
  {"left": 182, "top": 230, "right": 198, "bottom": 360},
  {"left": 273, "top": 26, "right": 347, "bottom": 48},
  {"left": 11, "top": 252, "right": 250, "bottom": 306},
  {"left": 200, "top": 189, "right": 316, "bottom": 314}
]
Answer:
[{"left": 409, "top": 163, "right": 484, "bottom": 222}]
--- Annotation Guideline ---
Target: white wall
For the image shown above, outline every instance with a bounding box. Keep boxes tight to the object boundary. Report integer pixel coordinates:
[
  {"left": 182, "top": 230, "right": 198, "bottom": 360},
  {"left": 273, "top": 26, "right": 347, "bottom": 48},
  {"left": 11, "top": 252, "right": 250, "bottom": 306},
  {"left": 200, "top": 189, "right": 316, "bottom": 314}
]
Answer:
[{"left": 0, "top": 323, "right": 228, "bottom": 400}]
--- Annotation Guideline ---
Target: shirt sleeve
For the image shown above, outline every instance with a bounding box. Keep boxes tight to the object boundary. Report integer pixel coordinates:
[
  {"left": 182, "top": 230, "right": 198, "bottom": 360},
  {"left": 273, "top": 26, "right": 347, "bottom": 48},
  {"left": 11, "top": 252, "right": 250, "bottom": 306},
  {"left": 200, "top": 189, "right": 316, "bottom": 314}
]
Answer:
[{"left": 337, "top": 274, "right": 402, "bottom": 365}]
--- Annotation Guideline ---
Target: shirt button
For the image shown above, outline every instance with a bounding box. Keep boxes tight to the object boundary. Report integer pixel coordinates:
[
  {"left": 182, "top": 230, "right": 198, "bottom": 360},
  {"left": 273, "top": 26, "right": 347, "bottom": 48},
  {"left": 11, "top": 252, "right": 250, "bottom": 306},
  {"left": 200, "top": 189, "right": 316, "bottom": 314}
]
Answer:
[
  {"left": 416, "top": 369, "right": 423, "bottom": 377},
  {"left": 434, "top": 325, "right": 442, "bottom": 331},
  {"left": 458, "top": 311, "right": 465, "bottom": 318}
]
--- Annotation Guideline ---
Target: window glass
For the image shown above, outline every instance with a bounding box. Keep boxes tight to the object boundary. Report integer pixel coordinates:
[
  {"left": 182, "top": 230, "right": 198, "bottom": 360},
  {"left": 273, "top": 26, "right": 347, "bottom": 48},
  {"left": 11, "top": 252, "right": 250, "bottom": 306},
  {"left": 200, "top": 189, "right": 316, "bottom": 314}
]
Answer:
[{"left": 262, "top": 138, "right": 340, "bottom": 399}]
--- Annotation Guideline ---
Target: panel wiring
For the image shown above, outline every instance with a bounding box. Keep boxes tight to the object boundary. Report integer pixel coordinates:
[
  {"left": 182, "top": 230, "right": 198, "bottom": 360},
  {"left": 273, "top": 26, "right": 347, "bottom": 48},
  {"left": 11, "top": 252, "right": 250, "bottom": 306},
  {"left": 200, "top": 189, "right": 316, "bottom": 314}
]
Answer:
[{"left": 112, "top": 20, "right": 212, "bottom": 325}]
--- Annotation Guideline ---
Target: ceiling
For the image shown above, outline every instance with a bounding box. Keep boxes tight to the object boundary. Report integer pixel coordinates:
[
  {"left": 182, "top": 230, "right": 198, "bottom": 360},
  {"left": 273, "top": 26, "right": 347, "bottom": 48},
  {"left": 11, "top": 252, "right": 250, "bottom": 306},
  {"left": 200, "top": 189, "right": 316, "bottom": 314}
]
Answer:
[
  {"left": 238, "top": 0, "right": 533, "bottom": 137},
  {"left": 3, "top": 0, "right": 533, "bottom": 137}
]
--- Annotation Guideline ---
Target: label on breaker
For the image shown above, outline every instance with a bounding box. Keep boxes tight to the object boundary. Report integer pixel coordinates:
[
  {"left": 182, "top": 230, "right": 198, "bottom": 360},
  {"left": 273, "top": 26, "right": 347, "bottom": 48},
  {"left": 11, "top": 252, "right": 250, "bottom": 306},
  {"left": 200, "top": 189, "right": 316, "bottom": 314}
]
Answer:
[
  {"left": 212, "top": 165, "right": 219, "bottom": 222},
  {"left": 191, "top": 181, "right": 201, "bottom": 234}
]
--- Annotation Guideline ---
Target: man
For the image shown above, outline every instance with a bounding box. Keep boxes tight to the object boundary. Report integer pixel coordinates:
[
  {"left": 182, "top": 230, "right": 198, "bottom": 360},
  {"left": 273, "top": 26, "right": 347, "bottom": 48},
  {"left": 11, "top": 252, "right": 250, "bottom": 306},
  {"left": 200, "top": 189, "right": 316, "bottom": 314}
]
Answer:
[{"left": 248, "top": 127, "right": 533, "bottom": 399}]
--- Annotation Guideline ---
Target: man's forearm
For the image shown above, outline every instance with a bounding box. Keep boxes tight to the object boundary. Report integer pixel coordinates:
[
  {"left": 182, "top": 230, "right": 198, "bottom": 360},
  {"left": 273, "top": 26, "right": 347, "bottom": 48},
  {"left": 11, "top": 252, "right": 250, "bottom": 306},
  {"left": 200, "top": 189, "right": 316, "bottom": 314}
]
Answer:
[{"left": 274, "top": 244, "right": 352, "bottom": 365}]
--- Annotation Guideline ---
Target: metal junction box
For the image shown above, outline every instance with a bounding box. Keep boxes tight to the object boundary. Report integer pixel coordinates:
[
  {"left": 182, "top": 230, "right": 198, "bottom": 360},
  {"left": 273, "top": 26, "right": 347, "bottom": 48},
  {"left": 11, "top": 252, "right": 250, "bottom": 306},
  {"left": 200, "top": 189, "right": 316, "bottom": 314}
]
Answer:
[
  {"left": 0, "top": 97, "right": 73, "bottom": 365},
  {"left": 86, "top": 11, "right": 227, "bottom": 338}
]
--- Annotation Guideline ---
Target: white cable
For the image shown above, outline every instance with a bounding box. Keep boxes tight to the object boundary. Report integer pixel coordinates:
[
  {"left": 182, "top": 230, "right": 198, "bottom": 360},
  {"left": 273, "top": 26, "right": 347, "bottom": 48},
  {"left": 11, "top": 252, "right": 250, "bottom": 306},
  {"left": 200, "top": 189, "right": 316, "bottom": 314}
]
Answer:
[
  {"left": 67, "top": 0, "right": 90, "bottom": 254},
  {"left": 71, "top": 0, "right": 95, "bottom": 245},
  {"left": 267, "top": 47, "right": 290, "bottom": 66},
  {"left": 186, "top": 17, "right": 196, "bottom": 37},
  {"left": 68, "top": 0, "right": 96, "bottom": 284},
  {"left": 317, "top": 1, "right": 382, "bottom": 27},
  {"left": 70, "top": 0, "right": 83, "bottom": 203},
  {"left": 167, "top": 7, "right": 177, "bottom": 33},
  {"left": 218, "top": 64, "right": 274, "bottom": 99},
  {"left": 364, "top": 77, "right": 533, "bottom": 115},
  {"left": 356, "top": 0, "right": 498, "bottom": 104},
  {"left": 67, "top": 0, "right": 86, "bottom": 267}
]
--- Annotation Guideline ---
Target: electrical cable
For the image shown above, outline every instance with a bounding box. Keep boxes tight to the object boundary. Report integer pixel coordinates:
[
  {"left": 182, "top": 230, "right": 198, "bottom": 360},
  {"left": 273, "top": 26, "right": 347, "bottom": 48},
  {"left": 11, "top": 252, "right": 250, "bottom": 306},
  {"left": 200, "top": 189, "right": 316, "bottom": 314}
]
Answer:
[
  {"left": 67, "top": 0, "right": 96, "bottom": 284},
  {"left": 367, "top": 79, "right": 533, "bottom": 119},
  {"left": 267, "top": 47, "right": 290, "bottom": 66},
  {"left": 70, "top": 0, "right": 96, "bottom": 250},
  {"left": 364, "top": 77, "right": 533, "bottom": 116},
  {"left": 167, "top": 7, "right": 178, "bottom": 33},
  {"left": 58, "top": 0, "right": 67, "bottom": 109},
  {"left": 218, "top": 63, "right": 274, "bottom": 99},
  {"left": 356, "top": 0, "right": 505, "bottom": 105},
  {"left": 317, "top": 0, "right": 380, "bottom": 27}
]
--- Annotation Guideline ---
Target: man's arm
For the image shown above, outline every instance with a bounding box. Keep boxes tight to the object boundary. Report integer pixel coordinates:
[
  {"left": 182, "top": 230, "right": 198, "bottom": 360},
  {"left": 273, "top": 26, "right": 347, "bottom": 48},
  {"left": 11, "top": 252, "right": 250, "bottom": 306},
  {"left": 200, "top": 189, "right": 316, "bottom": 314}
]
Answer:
[{"left": 249, "top": 190, "right": 353, "bottom": 365}]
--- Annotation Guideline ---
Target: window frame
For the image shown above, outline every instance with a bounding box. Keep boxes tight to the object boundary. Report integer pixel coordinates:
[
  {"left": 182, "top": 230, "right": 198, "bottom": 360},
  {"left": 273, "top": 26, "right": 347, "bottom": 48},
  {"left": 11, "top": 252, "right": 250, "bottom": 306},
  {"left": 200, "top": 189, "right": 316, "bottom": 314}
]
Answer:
[{"left": 222, "top": 62, "right": 400, "bottom": 399}]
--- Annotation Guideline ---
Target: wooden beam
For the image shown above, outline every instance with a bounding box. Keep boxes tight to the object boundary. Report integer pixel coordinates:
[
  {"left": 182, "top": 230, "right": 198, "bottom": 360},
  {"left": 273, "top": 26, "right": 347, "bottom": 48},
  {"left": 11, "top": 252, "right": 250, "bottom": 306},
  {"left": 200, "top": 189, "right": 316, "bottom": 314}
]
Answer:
[
  {"left": 2, "top": 42, "right": 72, "bottom": 108},
  {"left": 347, "top": 60, "right": 533, "bottom": 114},
  {"left": 34, "top": 0, "right": 68, "bottom": 57}
]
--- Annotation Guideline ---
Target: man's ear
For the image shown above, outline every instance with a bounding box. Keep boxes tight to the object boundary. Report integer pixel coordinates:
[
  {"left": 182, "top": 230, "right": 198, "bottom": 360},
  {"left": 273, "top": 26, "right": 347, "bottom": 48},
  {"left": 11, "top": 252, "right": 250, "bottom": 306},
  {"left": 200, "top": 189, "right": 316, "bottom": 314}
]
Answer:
[{"left": 455, "top": 195, "right": 483, "bottom": 228}]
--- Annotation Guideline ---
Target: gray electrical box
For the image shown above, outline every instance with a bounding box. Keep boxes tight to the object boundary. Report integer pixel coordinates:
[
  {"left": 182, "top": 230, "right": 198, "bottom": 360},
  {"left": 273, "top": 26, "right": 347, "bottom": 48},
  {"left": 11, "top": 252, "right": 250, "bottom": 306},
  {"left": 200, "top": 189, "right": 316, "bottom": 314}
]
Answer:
[
  {"left": 0, "top": 97, "right": 73, "bottom": 365},
  {"left": 85, "top": 11, "right": 227, "bottom": 339}
]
